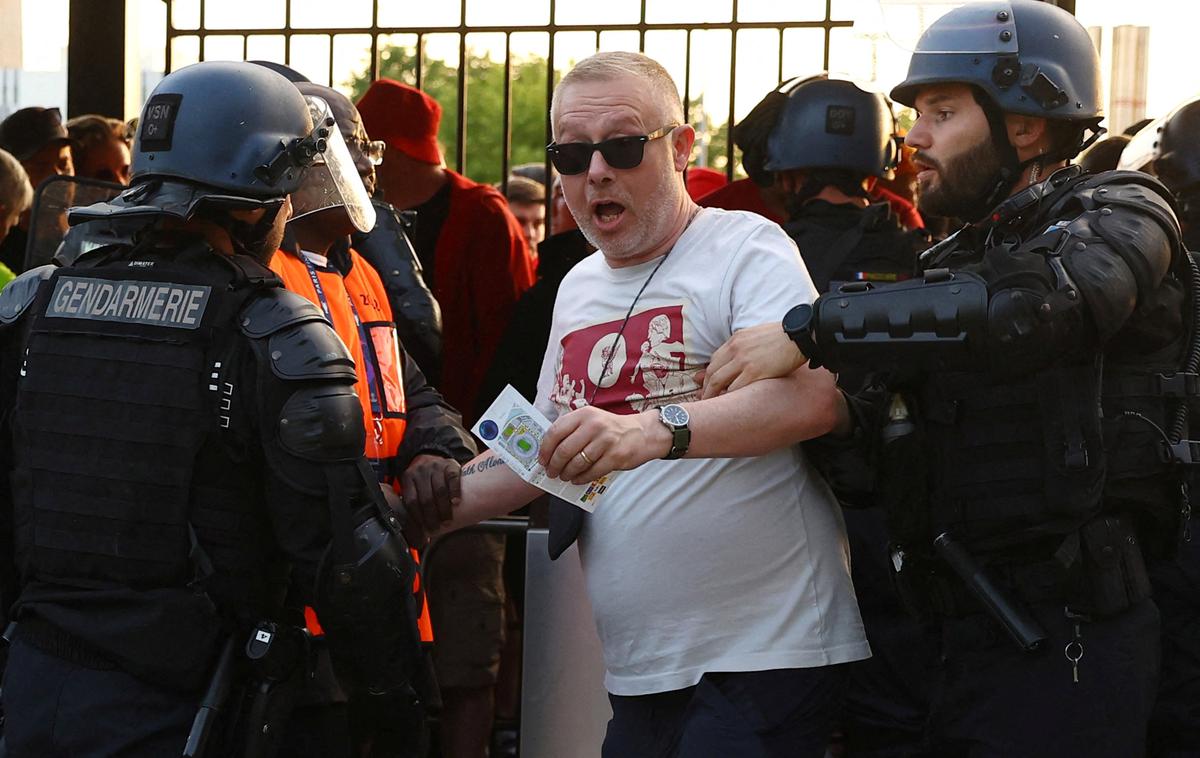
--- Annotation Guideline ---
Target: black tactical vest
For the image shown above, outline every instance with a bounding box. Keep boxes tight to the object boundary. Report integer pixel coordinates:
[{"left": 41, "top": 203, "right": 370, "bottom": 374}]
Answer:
[
  {"left": 901, "top": 174, "right": 1191, "bottom": 562},
  {"left": 11, "top": 245, "right": 282, "bottom": 659},
  {"left": 783, "top": 200, "right": 926, "bottom": 293}
]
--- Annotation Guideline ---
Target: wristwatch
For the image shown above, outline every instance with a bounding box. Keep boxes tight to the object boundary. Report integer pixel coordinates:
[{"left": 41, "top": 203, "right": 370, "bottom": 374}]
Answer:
[
  {"left": 657, "top": 403, "right": 691, "bottom": 460},
  {"left": 782, "top": 303, "right": 819, "bottom": 366}
]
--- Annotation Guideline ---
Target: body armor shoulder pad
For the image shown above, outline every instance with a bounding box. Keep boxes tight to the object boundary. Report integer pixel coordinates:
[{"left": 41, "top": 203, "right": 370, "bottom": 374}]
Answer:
[
  {"left": 0, "top": 264, "right": 55, "bottom": 324},
  {"left": 240, "top": 288, "right": 357, "bottom": 383},
  {"left": 279, "top": 384, "right": 365, "bottom": 461},
  {"left": 267, "top": 319, "right": 357, "bottom": 383},
  {"left": 1042, "top": 173, "right": 1181, "bottom": 342},
  {"left": 239, "top": 287, "right": 327, "bottom": 339},
  {"left": 1070, "top": 179, "right": 1177, "bottom": 299},
  {"left": 1074, "top": 171, "right": 1182, "bottom": 243}
]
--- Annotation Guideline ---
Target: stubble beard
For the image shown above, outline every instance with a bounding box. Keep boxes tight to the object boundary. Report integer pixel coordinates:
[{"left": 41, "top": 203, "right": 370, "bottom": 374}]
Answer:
[{"left": 574, "top": 162, "right": 680, "bottom": 263}]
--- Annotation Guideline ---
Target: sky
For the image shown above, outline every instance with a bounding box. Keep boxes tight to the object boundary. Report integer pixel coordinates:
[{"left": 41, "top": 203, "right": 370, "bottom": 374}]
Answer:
[{"left": 17, "top": 0, "right": 1200, "bottom": 127}]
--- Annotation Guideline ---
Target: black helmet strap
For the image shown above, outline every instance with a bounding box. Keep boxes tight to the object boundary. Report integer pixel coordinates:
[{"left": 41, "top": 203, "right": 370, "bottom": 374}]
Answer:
[
  {"left": 196, "top": 199, "right": 287, "bottom": 264},
  {"left": 968, "top": 86, "right": 1027, "bottom": 222},
  {"left": 967, "top": 86, "right": 1104, "bottom": 224},
  {"left": 964, "top": 87, "right": 1104, "bottom": 221}
]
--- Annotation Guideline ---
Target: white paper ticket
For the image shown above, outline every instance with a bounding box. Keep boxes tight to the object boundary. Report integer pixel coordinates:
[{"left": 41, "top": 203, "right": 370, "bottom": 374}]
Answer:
[{"left": 472, "top": 385, "right": 618, "bottom": 512}]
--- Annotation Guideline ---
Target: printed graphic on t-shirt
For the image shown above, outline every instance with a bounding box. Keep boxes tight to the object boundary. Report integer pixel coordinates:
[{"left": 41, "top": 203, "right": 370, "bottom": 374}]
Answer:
[{"left": 551, "top": 304, "right": 700, "bottom": 416}]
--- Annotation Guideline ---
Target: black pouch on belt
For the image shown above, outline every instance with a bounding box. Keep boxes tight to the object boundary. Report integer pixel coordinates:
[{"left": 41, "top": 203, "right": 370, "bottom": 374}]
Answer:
[{"left": 1077, "top": 515, "right": 1152, "bottom": 617}]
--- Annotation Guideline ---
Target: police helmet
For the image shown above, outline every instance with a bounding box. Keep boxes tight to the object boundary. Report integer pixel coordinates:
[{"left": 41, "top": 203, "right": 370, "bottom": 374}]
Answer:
[
  {"left": 763, "top": 76, "right": 897, "bottom": 179},
  {"left": 71, "top": 61, "right": 324, "bottom": 225},
  {"left": 890, "top": 0, "right": 1102, "bottom": 126},
  {"left": 1154, "top": 99, "right": 1200, "bottom": 195}
]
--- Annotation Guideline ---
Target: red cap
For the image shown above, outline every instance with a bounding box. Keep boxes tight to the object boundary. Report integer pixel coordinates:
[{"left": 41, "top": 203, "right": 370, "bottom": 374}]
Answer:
[
  {"left": 356, "top": 79, "right": 442, "bottom": 165},
  {"left": 685, "top": 167, "right": 727, "bottom": 201}
]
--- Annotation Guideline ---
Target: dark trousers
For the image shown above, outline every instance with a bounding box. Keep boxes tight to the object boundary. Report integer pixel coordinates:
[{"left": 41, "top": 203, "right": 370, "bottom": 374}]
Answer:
[
  {"left": 2, "top": 638, "right": 197, "bottom": 758},
  {"left": 930, "top": 599, "right": 1160, "bottom": 758},
  {"left": 840, "top": 508, "right": 939, "bottom": 758},
  {"left": 1148, "top": 529, "right": 1200, "bottom": 758},
  {"left": 602, "top": 665, "right": 848, "bottom": 758}
]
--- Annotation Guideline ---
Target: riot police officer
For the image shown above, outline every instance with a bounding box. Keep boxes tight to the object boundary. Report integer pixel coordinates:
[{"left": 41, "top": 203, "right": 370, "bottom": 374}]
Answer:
[
  {"left": 1148, "top": 99, "right": 1200, "bottom": 251},
  {"left": 0, "top": 61, "right": 426, "bottom": 757},
  {"left": 763, "top": 75, "right": 937, "bottom": 757},
  {"left": 704, "top": 2, "right": 1187, "bottom": 755},
  {"left": 765, "top": 76, "right": 929, "bottom": 316},
  {"left": 1128, "top": 97, "right": 1200, "bottom": 757}
]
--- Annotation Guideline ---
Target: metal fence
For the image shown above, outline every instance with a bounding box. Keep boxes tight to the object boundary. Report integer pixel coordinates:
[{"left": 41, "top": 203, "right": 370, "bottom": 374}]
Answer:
[{"left": 164, "top": 0, "right": 856, "bottom": 189}]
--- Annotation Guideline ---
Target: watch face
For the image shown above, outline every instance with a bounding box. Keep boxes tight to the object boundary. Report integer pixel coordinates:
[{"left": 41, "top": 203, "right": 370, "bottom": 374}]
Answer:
[
  {"left": 661, "top": 404, "right": 689, "bottom": 427},
  {"left": 783, "top": 303, "right": 813, "bottom": 334}
]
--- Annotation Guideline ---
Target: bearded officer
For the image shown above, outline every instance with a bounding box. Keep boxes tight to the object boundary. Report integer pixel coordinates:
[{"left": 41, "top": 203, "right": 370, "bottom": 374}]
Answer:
[{"left": 704, "top": 2, "right": 1188, "bottom": 755}]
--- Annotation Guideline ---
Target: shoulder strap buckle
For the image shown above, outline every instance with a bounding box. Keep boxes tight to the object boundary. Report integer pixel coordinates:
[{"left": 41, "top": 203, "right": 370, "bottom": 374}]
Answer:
[
  {"left": 1163, "top": 440, "right": 1200, "bottom": 466},
  {"left": 1156, "top": 372, "right": 1200, "bottom": 398}
]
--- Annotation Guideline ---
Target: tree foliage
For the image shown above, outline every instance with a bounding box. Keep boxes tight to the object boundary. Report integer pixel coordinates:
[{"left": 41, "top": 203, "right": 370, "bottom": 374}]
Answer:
[
  {"left": 348, "top": 45, "right": 552, "bottom": 185},
  {"left": 347, "top": 44, "right": 740, "bottom": 186}
]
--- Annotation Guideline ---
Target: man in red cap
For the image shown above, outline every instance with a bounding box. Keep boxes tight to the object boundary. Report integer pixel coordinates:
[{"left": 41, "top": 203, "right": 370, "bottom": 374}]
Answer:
[{"left": 358, "top": 78, "right": 535, "bottom": 758}]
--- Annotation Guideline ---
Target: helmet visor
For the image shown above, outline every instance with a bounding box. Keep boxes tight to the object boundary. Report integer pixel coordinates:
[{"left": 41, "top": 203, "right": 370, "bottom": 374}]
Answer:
[
  {"left": 876, "top": 1, "right": 1016, "bottom": 56},
  {"left": 289, "top": 95, "right": 377, "bottom": 233},
  {"left": 1117, "top": 117, "right": 1165, "bottom": 173}
]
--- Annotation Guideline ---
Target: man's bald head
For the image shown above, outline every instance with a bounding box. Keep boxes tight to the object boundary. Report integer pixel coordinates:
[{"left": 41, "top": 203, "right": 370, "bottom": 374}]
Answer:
[{"left": 550, "top": 52, "right": 684, "bottom": 141}]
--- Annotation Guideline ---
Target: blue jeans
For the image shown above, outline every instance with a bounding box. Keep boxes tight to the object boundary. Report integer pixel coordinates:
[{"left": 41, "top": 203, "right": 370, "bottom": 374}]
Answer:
[{"left": 602, "top": 664, "right": 848, "bottom": 758}]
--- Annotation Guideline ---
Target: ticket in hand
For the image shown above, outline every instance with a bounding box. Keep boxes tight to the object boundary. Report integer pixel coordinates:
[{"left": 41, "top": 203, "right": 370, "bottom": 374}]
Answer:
[{"left": 472, "top": 385, "right": 618, "bottom": 512}]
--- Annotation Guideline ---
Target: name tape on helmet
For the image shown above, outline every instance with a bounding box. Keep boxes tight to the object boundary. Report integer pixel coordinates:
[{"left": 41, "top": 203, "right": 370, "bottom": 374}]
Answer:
[
  {"left": 826, "top": 105, "right": 856, "bottom": 136},
  {"left": 139, "top": 93, "right": 182, "bottom": 152},
  {"left": 46, "top": 277, "right": 211, "bottom": 329}
]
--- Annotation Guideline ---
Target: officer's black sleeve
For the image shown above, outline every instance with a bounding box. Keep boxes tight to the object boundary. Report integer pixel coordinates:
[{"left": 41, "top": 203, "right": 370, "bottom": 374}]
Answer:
[
  {"left": 811, "top": 177, "right": 1183, "bottom": 376},
  {"left": 965, "top": 181, "right": 1179, "bottom": 373},
  {"left": 238, "top": 293, "right": 369, "bottom": 606},
  {"left": 802, "top": 387, "right": 887, "bottom": 508},
  {"left": 250, "top": 353, "right": 364, "bottom": 605},
  {"left": 396, "top": 349, "right": 477, "bottom": 471}
]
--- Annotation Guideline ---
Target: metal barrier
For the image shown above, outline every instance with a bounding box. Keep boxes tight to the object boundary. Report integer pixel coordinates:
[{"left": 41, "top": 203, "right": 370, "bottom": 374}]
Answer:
[
  {"left": 163, "top": 0, "right": 856, "bottom": 207},
  {"left": 419, "top": 515, "right": 610, "bottom": 757}
]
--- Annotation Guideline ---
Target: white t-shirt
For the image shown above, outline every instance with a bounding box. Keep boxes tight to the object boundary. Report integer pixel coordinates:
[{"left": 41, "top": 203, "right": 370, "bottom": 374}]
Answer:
[{"left": 534, "top": 207, "right": 869, "bottom": 696}]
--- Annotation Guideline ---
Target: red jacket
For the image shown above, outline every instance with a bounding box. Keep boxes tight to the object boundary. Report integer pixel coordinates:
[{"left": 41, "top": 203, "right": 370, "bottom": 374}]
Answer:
[
  {"left": 433, "top": 170, "right": 536, "bottom": 422},
  {"left": 699, "top": 177, "right": 926, "bottom": 231},
  {"left": 698, "top": 178, "right": 784, "bottom": 223}
]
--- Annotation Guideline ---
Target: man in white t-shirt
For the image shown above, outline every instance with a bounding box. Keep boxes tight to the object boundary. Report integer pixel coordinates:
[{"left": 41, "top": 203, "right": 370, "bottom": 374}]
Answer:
[{"left": 411, "top": 51, "right": 869, "bottom": 758}]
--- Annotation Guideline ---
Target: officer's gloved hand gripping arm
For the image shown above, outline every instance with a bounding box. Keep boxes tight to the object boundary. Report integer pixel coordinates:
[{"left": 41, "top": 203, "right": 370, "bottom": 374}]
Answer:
[{"left": 243, "top": 289, "right": 423, "bottom": 700}]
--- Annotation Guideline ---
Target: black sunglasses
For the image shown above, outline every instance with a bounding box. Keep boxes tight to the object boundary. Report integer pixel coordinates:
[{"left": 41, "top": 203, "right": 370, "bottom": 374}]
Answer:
[{"left": 546, "top": 125, "right": 679, "bottom": 175}]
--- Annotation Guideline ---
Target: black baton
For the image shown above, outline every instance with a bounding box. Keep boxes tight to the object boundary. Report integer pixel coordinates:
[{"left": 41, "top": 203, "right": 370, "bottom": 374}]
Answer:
[
  {"left": 183, "top": 635, "right": 238, "bottom": 757},
  {"left": 934, "top": 532, "right": 1049, "bottom": 652}
]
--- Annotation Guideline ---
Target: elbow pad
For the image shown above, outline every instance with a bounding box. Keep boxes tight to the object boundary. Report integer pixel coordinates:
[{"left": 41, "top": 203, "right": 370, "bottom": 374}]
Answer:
[
  {"left": 317, "top": 505, "right": 426, "bottom": 696},
  {"left": 810, "top": 268, "right": 989, "bottom": 373}
]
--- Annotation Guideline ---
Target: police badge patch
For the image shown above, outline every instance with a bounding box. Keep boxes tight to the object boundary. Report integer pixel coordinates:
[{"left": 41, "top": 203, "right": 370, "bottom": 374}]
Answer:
[{"left": 46, "top": 277, "right": 211, "bottom": 329}]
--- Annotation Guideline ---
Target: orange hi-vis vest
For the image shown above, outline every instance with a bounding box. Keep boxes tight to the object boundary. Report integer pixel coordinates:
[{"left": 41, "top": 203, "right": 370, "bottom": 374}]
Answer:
[
  {"left": 272, "top": 246, "right": 432, "bottom": 643},
  {"left": 272, "top": 247, "right": 407, "bottom": 465}
]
